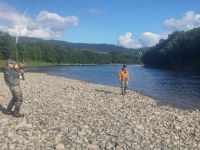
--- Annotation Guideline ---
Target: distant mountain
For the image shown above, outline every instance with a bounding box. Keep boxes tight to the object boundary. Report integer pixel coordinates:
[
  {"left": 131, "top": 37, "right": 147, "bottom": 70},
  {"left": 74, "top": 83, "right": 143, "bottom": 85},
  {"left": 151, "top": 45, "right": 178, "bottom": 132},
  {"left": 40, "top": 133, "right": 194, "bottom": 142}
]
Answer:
[
  {"left": 19, "top": 36, "right": 136, "bottom": 52},
  {"left": 0, "top": 32, "right": 143, "bottom": 64}
]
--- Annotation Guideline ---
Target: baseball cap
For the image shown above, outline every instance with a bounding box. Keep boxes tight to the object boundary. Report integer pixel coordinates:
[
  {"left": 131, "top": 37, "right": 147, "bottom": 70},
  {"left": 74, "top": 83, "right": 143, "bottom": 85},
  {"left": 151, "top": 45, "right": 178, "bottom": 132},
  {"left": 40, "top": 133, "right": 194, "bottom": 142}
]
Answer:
[
  {"left": 122, "top": 64, "right": 127, "bottom": 68},
  {"left": 6, "top": 59, "right": 16, "bottom": 65}
]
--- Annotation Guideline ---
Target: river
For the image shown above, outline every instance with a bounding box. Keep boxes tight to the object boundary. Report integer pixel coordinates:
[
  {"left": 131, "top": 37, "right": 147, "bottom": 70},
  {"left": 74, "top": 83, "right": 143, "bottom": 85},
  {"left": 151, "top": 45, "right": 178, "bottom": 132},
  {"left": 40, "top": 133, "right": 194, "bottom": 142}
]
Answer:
[{"left": 27, "top": 65, "right": 200, "bottom": 109}]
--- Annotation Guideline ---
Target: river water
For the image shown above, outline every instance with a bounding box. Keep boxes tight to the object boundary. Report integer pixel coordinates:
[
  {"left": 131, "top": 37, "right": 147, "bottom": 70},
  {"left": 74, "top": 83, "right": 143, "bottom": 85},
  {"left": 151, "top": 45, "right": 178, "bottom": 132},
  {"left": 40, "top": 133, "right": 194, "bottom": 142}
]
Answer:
[{"left": 27, "top": 65, "right": 200, "bottom": 109}]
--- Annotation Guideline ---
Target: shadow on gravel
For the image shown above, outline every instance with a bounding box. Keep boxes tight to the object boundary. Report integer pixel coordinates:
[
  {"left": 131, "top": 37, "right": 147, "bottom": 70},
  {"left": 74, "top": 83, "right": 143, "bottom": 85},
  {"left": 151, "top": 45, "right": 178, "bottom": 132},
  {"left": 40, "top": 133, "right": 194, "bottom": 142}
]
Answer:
[{"left": 0, "top": 104, "right": 8, "bottom": 114}]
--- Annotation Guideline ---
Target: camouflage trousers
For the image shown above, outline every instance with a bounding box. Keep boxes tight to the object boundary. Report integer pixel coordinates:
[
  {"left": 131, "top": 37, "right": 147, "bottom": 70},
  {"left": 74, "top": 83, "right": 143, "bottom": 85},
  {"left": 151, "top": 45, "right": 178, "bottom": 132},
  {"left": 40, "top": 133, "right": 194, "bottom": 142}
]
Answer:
[
  {"left": 121, "top": 80, "right": 128, "bottom": 95},
  {"left": 7, "top": 85, "right": 23, "bottom": 111}
]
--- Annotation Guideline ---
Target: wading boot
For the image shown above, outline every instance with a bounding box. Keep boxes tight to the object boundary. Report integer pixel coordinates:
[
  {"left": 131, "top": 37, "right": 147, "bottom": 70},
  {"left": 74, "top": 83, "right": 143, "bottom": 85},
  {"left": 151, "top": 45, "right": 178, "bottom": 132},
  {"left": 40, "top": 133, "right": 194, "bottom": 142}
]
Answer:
[
  {"left": 13, "top": 112, "right": 24, "bottom": 118},
  {"left": 5, "top": 110, "right": 13, "bottom": 115},
  {"left": 5, "top": 104, "right": 14, "bottom": 115},
  {"left": 122, "top": 90, "right": 125, "bottom": 95},
  {"left": 12, "top": 108, "right": 24, "bottom": 118}
]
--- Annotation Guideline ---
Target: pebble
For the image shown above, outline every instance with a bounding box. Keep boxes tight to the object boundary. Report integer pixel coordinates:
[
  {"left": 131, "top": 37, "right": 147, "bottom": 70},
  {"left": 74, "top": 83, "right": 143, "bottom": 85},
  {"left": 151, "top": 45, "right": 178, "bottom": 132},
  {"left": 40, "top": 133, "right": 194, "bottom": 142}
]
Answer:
[
  {"left": 106, "top": 142, "right": 114, "bottom": 149},
  {"left": 88, "top": 144, "right": 99, "bottom": 149},
  {"left": 56, "top": 143, "right": 65, "bottom": 150},
  {"left": 136, "top": 124, "right": 144, "bottom": 130}
]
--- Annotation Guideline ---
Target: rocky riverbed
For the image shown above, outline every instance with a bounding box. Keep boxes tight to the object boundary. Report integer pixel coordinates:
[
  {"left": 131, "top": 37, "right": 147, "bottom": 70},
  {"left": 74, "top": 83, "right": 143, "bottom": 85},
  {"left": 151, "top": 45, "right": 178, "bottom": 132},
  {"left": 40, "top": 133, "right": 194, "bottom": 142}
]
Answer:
[{"left": 0, "top": 73, "right": 200, "bottom": 150}]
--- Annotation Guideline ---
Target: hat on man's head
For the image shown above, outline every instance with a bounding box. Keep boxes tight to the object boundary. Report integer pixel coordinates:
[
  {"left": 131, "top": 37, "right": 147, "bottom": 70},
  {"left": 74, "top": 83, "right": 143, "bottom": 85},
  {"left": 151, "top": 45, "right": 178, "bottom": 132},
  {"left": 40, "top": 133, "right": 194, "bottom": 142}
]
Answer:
[
  {"left": 6, "top": 59, "right": 16, "bottom": 65},
  {"left": 122, "top": 64, "right": 127, "bottom": 68}
]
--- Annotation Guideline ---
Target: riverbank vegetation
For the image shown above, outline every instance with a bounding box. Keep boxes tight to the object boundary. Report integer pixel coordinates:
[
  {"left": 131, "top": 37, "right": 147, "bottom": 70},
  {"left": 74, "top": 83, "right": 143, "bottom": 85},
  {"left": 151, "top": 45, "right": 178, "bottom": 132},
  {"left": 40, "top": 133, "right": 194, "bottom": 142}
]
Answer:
[
  {"left": 0, "top": 32, "right": 142, "bottom": 67},
  {"left": 142, "top": 27, "right": 200, "bottom": 70}
]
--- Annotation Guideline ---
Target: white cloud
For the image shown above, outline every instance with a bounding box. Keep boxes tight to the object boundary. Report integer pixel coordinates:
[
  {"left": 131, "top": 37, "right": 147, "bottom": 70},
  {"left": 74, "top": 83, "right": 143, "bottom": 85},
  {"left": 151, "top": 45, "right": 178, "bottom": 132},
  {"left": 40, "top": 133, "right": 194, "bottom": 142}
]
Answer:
[
  {"left": 0, "top": 4, "right": 26, "bottom": 29},
  {"left": 0, "top": 3, "right": 79, "bottom": 39},
  {"left": 118, "top": 32, "right": 166, "bottom": 48},
  {"left": 140, "top": 32, "right": 162, "bottom": 47},
  {"left": 164, "top": 11, "right": 200, "bottom": 31},
  {"left": 118, "top": 32, "right": 142, "bottom": 49},
  {"left": 118, "top": 11, "right": 200, "bottom": 48},
  {"left": 36, "top": 11, "right": 78, "bottom": 30}
]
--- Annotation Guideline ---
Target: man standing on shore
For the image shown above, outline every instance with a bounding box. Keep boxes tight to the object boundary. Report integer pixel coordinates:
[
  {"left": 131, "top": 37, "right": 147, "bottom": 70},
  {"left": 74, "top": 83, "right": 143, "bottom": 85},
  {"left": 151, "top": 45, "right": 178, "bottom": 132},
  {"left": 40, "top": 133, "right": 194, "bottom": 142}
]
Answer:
[
  {"left": 4, "top": 59, "right": 24, "bottom": 118},
  {"left": 118, "top": 64, "right": 129, "bottom": 95}
]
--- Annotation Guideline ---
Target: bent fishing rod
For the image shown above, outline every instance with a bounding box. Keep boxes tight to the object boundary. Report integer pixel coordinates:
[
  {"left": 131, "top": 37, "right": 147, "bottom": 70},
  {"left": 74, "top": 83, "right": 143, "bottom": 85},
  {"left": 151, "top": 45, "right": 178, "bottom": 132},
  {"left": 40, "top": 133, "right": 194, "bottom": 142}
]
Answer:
[{"left": 15, "top": 0, "right": 38, "bottom": 61}]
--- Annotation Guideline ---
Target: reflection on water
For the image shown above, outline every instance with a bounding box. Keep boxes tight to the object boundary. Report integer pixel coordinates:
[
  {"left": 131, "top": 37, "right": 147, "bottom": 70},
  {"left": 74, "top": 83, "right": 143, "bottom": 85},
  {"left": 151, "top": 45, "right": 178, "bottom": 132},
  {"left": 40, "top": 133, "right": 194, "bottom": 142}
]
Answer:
[{"left": 27, "top": 65, "right": 200, "bottom": 109}]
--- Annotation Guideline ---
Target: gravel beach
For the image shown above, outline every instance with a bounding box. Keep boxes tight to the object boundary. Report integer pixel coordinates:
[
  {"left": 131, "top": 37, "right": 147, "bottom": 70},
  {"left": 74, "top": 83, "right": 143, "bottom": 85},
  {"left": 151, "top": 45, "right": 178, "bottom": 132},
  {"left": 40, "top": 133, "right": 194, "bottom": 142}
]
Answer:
[{"left": 0, "top": 73, "right": 200, "bottom": 150}]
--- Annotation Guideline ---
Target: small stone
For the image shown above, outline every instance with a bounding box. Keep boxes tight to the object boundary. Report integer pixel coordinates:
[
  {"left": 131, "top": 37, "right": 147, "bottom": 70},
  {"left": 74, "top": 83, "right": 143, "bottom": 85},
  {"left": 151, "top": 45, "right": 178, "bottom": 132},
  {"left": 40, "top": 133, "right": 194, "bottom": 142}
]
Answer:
[
  {"left": 166, "top": 139, "right": 171, "bottom": 144},
  {"left": 173, "top": 141, "right": 178, "bottom": 145},
  {"left": 76, "top": 139, "right": 83, "bottom": 144},
  {"left": 136, "top": 124, "right": 144, "bottom": 130},
  {"left": 53, "top": 137, "right": 60, "bottom": 145},
  {"left": 9, "top": 144, "right": 15, "bottom": 150},
  {"left": 78, "top": 131, "right": 86, "bottom": 137},
  {"left": 174, "top": 136, "right": 179, "bottom": 140},
  {"left": 116, "top": 146, "right": 123, "bottom": 150},
  {"left": 154, "top": 111, "right": 160, "bottom": 115},
  {"left": 177, "top": 116, "right": 183, "bottom": 122},
  {"left": 84, "top": 137, "right": 89, "bottom": 143},
  {"left": 0, "top": 129, "right": 4, "bottom": 135},
  {"left": 175, "top": 126, "right": 181, "bottom": 131},
  {"left": 100, "top": 140, "right": 106, "bottom": 148},
  {"left": 56, "top": 143, "right": 65, "bottom": 150},
  {"left": 7, "top": 132, "right": 14, "bottom": 139},
  {"left": 106, "top": 143, "right": 114, "bottom": 149},
  {"left": 88, "top": 144, "right": 99, "bottom": 149},
  {"left": 125, "top": 129, "right": 132, "bottom": 134},
  {"left": 42, "top": 129, "right": 46, "bottom": 133},
  {"left": 84, "top": 125, "right": 89, "bottom": 129},
  {"left": 71, "top": 135, "right": 77, "bottom": 139},
  {"left": 149, "top": 145, "right": 154, "bottom": 149}
]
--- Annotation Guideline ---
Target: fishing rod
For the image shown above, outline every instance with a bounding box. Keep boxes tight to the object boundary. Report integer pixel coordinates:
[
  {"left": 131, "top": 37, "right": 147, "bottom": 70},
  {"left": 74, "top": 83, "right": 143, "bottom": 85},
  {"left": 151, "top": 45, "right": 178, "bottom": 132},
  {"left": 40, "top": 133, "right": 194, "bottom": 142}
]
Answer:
[{"left": 15, "top": 0, "right": 38, "bottom": 61}]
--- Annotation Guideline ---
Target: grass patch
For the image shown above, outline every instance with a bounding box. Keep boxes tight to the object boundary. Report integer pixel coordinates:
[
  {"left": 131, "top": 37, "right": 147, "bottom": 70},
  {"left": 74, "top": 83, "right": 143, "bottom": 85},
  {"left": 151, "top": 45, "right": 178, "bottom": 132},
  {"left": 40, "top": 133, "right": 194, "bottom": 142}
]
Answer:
[{"left": 0, "top": 60, "right": 5, "bottom": 68}]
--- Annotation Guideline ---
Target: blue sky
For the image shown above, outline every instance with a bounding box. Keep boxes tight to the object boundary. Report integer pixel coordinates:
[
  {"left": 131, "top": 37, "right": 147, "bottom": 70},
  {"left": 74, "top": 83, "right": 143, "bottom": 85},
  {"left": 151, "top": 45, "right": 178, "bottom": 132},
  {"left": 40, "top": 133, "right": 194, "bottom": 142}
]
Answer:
[{"left": 0, "top": 0, "right": 199, "bottom": 48}]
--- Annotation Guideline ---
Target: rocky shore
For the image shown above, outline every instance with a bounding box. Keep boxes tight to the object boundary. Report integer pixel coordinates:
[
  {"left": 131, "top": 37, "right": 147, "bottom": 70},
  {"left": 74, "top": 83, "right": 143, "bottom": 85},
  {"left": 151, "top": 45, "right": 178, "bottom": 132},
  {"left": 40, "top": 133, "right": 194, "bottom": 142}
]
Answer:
[{"left": 0, "top": 73, "right": 200, "bottom": 150}]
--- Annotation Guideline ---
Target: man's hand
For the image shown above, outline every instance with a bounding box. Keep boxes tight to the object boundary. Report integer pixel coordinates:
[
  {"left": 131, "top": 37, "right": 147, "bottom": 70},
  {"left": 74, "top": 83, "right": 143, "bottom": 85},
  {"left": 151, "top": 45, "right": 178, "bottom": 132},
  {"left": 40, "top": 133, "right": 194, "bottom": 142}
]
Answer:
[{"left": 14, "top": 63, "right": 19, "bottom": 69}]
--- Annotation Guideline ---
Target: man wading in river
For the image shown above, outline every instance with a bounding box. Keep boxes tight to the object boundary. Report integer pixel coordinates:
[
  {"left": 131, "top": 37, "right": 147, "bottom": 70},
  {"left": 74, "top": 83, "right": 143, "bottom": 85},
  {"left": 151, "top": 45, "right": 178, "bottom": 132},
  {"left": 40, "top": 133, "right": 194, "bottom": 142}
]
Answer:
[
  {"left": 118, "top": 64, "right": 129, "bottom": 95},
  {"left": 4, "top": 59, "right": 24, "bottom": 118}
]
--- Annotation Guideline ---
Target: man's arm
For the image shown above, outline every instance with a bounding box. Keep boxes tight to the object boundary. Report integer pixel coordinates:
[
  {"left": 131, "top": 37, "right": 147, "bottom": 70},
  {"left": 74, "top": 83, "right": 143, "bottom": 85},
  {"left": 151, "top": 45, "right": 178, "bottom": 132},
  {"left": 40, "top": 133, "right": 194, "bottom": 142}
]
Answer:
[{"left": 118, "top": 72, "right": 122, "bottom": 81}]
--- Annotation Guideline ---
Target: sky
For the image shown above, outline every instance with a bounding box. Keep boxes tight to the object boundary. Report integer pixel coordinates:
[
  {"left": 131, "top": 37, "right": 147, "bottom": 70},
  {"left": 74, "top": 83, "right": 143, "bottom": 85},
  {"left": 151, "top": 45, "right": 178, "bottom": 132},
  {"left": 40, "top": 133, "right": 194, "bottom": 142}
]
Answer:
[{"left": 0, "top": 0, "right": 199, "bottom": 48}]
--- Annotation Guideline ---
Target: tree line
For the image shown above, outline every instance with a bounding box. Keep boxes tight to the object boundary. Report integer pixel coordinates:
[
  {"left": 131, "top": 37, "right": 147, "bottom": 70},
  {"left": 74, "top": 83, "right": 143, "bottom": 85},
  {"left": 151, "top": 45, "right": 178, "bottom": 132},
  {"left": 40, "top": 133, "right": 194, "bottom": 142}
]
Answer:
[
  {"left": 0, "top": 31, "right": 142, "bottom": 65},
  {"left": 142, "top": 27, "right": 200, "bottom": 70}
]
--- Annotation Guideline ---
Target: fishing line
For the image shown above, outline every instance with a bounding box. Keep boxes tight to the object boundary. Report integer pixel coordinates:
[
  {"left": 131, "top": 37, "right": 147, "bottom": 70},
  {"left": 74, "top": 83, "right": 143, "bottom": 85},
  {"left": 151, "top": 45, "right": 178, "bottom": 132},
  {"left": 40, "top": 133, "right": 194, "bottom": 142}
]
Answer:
[{"left": 15, "top": 0, "right": 39, "bottom": 61}]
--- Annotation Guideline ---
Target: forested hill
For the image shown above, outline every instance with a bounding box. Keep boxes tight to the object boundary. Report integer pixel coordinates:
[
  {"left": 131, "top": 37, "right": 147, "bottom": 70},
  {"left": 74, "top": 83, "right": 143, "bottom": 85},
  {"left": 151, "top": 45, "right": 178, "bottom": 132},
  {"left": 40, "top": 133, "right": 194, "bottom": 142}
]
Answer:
[
  {"left": 0, "top": 32, "right": 142, "bottom": 65},
  {"left": 20, "top": 37, "right": 135, "bottom": 52},
  {"left": 142, "top": 27, "right": 200, "bottom": 70}
]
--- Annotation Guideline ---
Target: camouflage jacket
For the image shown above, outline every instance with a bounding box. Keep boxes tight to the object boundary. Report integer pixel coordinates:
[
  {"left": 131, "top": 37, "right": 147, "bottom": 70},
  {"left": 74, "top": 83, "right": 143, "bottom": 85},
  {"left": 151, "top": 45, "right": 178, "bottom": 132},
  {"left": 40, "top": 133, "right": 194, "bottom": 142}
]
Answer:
[{"left": 4, "top": 66, "right": 20, "bottom": 87}]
